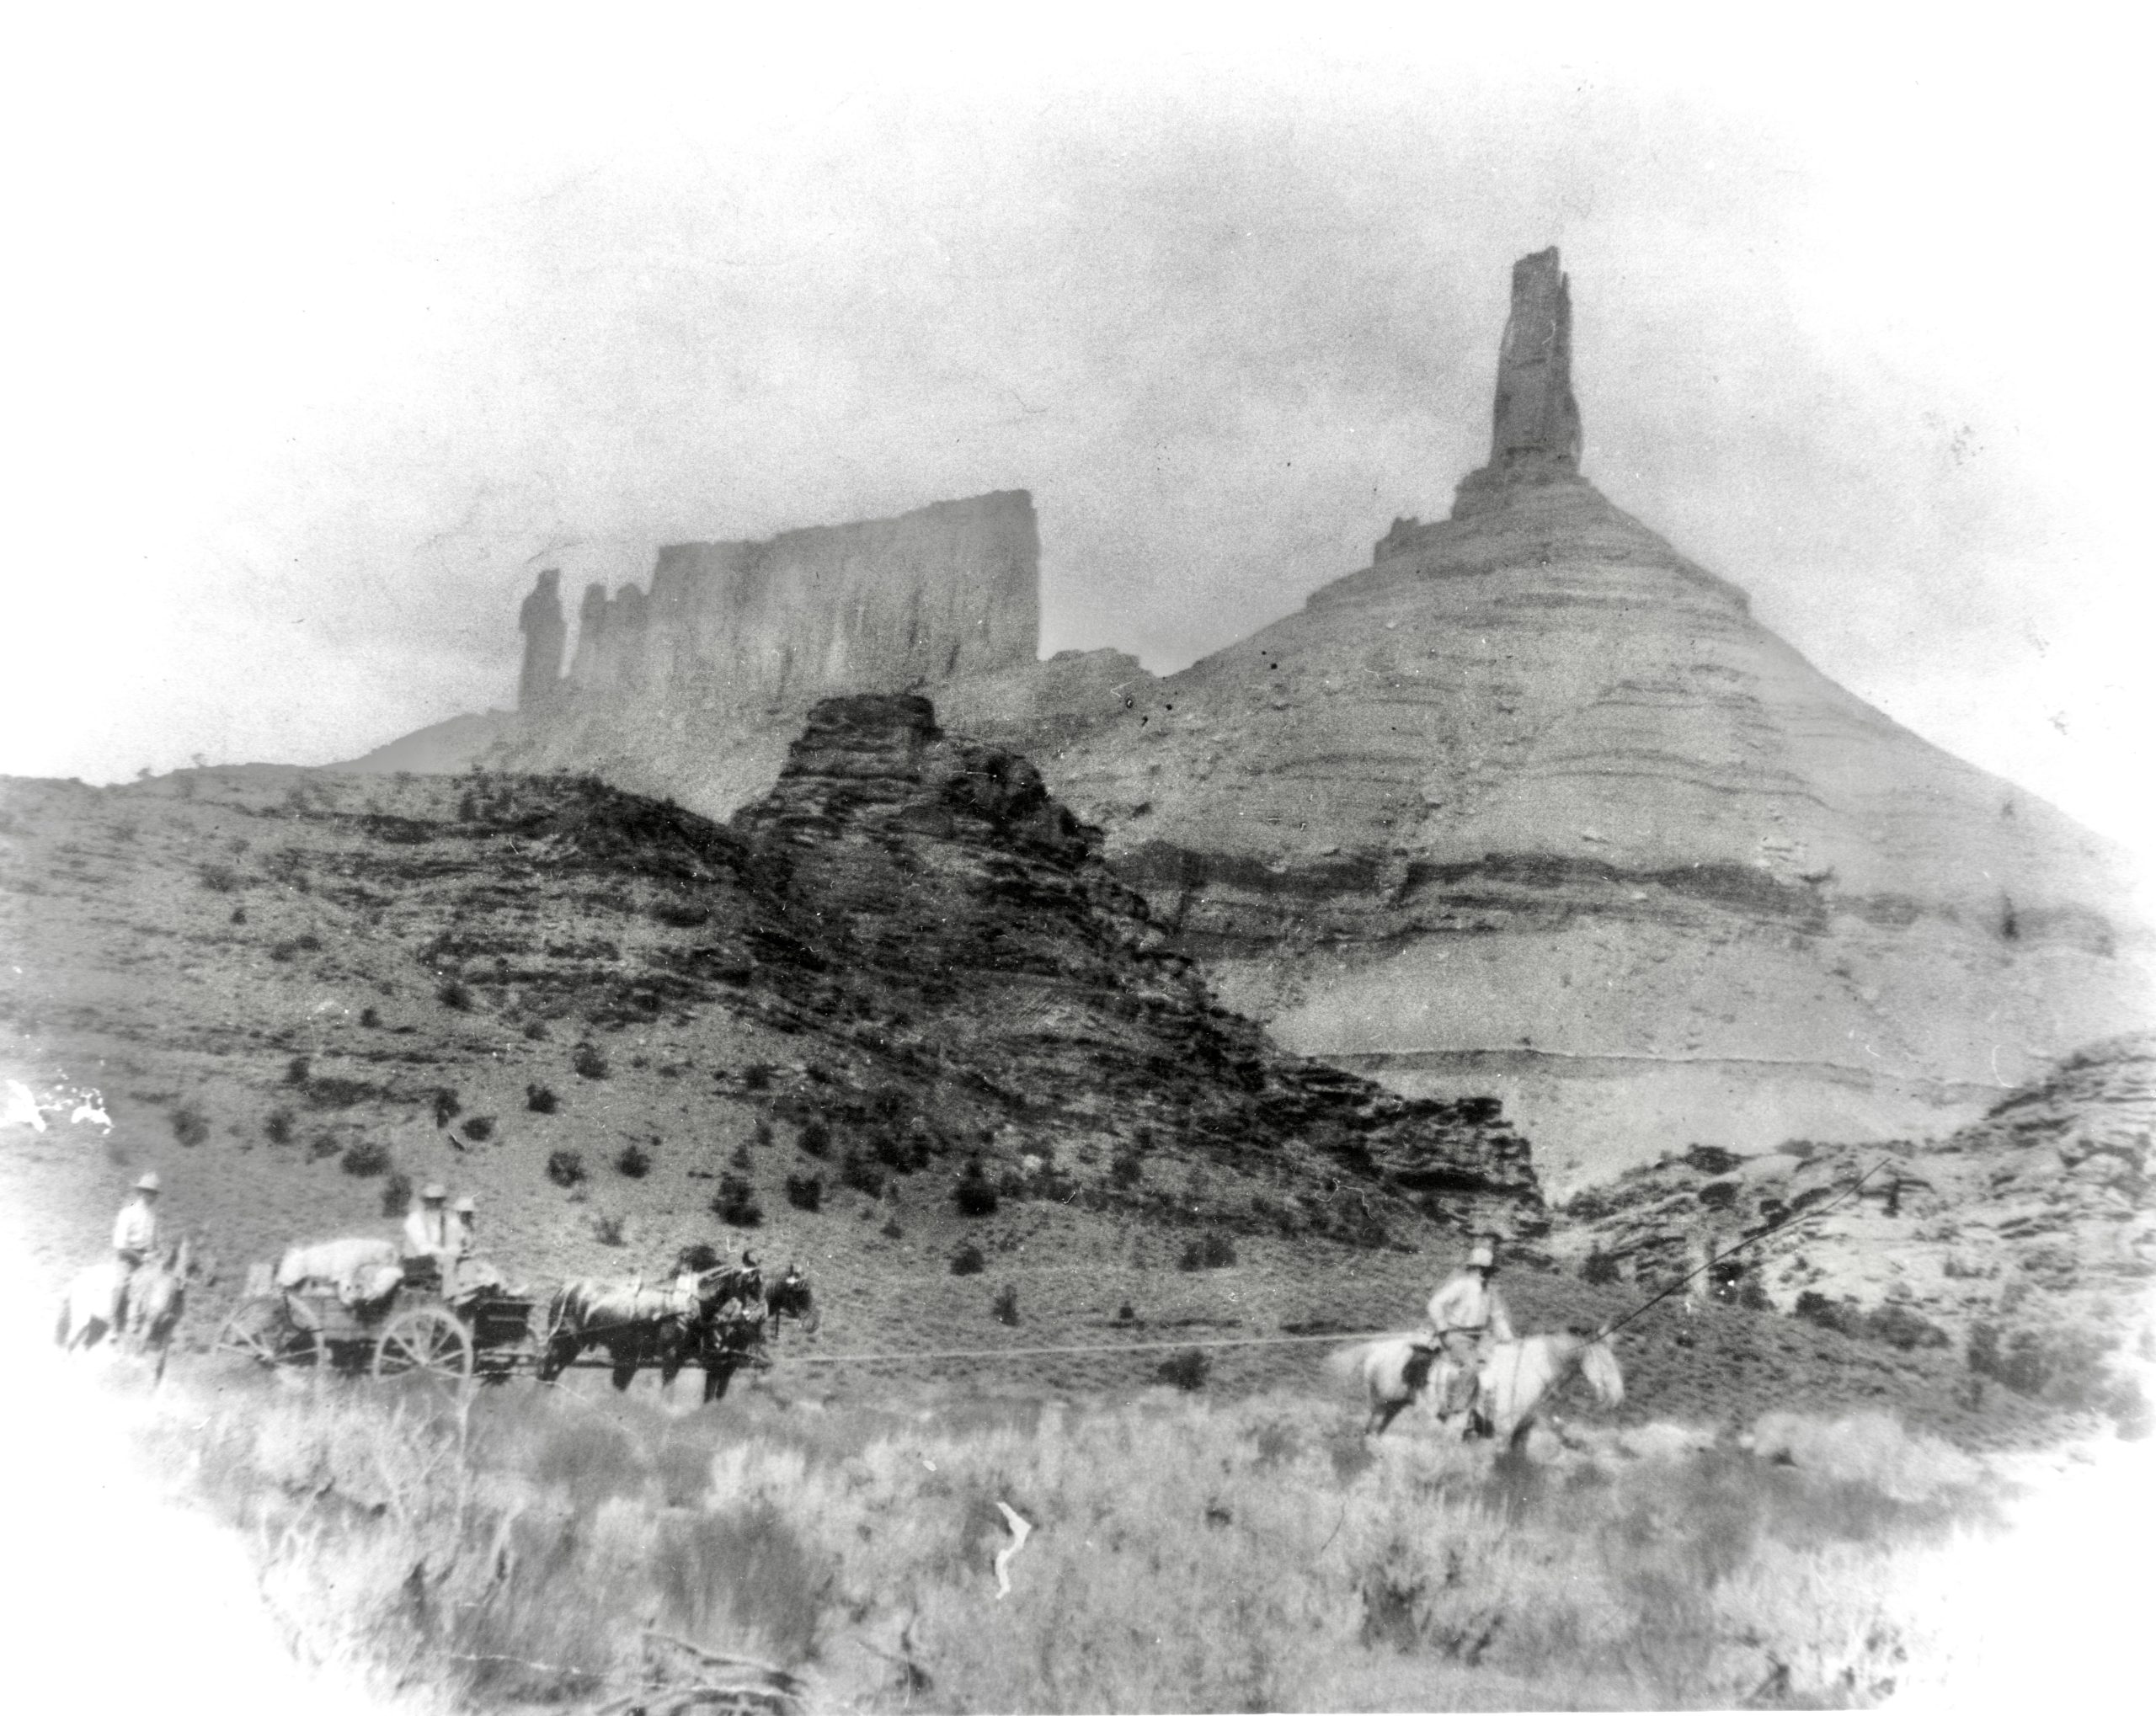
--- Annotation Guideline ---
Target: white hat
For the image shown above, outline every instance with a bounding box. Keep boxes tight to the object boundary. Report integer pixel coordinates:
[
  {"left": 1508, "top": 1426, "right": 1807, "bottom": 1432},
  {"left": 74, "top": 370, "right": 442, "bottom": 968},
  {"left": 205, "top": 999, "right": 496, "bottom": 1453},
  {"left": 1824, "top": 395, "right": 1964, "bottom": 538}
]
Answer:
[
  {"left": 1467, "top": 1241, "right": 1495, "bottom": 1269},
  {"left": 421, "top": 1182, "right": 448, "bottom": 1202},
  {"left": 134, "top": 1171, "right": 162, "bottom": 1193},
  {"left": 452, "top": 1195, "right": 476, "bottom": 1213}
]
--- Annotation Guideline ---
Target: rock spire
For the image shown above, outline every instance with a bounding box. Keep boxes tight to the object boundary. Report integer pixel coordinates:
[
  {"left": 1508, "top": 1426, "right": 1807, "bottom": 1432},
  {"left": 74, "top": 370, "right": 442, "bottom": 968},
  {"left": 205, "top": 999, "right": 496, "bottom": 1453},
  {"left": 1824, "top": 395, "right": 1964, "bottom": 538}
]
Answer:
[
  {"left": 516, "top": 568, "right": 565, "bottom": 711},
  {"left": 1451, "top": 247, "right": 1586, "bottom": 519}
]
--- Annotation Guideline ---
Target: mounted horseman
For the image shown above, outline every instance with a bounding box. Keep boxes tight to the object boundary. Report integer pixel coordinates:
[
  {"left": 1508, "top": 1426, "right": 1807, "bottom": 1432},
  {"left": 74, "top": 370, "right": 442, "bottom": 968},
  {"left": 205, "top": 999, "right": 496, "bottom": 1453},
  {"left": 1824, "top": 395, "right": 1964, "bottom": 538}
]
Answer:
[
  {"left": 1419, "top": 1237, "right": 1516, "bottom": 1436},
  {"left": 109, "top": 1172, "right": 163, "bottom": 1336}
]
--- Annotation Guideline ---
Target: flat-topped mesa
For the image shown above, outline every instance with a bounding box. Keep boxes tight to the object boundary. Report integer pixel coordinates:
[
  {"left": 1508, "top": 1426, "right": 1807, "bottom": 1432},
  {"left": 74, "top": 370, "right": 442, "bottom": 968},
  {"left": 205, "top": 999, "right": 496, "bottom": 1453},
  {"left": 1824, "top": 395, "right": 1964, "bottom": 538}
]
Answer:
[
  {"left": 1451, "top": 247, "right": 1589, "bottom": 520},
  {"left": 536, "top": 491, "right": 1039, "bottom": 718}
]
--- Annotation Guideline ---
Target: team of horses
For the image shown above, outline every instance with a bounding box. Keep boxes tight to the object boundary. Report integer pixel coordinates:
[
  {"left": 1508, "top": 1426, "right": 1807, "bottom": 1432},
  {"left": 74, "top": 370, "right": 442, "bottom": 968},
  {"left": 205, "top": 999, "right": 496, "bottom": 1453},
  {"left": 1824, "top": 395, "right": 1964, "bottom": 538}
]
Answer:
[{"left": 539, "top": 1255, "right": 820, "bottom": 1400}]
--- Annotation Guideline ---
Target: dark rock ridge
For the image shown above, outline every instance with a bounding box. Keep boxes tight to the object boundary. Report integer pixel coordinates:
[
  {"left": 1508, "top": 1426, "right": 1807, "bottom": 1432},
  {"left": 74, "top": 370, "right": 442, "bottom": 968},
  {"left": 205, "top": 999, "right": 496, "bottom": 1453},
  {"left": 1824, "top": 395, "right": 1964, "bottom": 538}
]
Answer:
[
  {"left": 1550, "top": 1033, "right": 2155, "bottom": 1430},
  {"left": 727, "top": 693, "right": 1545, "bottom": 1240}
]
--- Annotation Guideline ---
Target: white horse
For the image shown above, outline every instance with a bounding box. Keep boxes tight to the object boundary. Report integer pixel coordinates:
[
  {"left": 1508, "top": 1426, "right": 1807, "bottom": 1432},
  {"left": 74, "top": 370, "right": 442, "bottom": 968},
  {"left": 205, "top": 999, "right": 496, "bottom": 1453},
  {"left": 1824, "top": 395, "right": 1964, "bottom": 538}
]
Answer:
[
  {"left": 55, "top": 1239, "right": 196, "bottom": 1378},
  {"left": 55, "top": 1261, "right": 122, "bottom": 1354},
  {"left": 1339, "top": 1328, "right": 1625, "bottom": 1445}
]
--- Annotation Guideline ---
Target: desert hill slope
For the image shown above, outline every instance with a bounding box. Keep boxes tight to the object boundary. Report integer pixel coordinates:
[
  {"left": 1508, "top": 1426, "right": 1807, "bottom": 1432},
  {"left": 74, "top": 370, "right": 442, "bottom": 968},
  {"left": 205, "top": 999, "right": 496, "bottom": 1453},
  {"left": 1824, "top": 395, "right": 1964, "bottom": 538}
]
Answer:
[{"left": 0, "top": 699, "right": 2078, "bottom": 1443}]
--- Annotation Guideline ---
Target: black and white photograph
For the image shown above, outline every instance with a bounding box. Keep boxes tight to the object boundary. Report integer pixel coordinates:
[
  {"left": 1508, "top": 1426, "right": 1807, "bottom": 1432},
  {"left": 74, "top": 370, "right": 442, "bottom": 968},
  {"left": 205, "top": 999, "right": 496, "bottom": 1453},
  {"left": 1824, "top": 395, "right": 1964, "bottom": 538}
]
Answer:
[{"left": 2, "top": 10, "right": 2149, "bottom": 1711}]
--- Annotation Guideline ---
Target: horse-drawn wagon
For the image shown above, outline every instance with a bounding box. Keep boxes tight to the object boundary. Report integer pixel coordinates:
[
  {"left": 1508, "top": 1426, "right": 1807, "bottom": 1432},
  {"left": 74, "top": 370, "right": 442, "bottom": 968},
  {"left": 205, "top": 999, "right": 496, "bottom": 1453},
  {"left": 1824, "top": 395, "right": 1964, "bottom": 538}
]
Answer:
[
  {"left": 213, "top": 1254, "right": 540, "bottom": 1388},
  {"left": 213, "top": 1243, "right": 817, "bottom": 1399}
]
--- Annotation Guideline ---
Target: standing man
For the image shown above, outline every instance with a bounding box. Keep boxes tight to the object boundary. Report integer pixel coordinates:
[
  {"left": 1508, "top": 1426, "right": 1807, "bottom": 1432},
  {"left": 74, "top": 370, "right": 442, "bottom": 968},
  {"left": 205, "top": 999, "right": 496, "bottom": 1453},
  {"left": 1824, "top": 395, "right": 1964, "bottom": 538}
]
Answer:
[
  {"left": 111, "top": 1171, "right": 162, "bottom": 1334},
  {"left": 1423, "top": 1238, "right": 1516, "bottom": 1429}
]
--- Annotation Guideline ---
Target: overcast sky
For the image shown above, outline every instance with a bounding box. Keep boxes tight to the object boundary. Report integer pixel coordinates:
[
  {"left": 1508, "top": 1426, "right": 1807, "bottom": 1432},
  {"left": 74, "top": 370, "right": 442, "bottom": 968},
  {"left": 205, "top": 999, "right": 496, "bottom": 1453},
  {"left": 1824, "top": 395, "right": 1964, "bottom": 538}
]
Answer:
[{"left": 5, "top": 11, "right": 2151, "bottom": 876}]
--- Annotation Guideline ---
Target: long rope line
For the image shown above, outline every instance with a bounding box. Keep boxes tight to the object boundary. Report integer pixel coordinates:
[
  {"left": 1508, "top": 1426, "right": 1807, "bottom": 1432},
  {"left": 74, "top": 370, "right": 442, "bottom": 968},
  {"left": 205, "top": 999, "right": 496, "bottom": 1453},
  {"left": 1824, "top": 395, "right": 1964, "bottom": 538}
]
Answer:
[
  {"left": 768, "top": 1328, "right": 1408, "bottom": 1366},
  {"left": 751, "top": 1160, "right": 1896, "bottom": 1368}
]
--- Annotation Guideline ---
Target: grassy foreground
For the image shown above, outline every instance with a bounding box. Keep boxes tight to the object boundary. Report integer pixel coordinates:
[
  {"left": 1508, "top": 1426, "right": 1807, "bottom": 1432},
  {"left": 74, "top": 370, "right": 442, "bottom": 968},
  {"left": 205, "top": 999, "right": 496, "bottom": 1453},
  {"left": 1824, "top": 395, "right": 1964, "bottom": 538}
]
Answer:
[{"left": 128, "top": 1362, "right": 2027, "bottom": 1713}]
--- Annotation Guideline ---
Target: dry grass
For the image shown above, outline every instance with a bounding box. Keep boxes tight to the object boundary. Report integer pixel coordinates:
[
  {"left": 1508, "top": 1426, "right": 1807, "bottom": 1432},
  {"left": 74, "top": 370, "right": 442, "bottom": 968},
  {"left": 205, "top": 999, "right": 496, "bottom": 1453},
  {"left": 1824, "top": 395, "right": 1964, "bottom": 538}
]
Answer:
[{"left": 132, "top": 1369, "right": 2003, "bottom": 1712}]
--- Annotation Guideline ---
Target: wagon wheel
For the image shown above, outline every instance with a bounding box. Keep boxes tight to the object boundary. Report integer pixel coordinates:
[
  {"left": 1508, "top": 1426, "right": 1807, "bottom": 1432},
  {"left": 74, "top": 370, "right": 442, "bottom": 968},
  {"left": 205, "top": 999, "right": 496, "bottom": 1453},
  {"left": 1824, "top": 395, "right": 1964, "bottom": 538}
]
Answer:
[
  {"left": 373, "top": 1306, "right": 474, "bottom": 1389},
  {"left": 214, "top": 1295, "right": 309, "bottom": 1369}
]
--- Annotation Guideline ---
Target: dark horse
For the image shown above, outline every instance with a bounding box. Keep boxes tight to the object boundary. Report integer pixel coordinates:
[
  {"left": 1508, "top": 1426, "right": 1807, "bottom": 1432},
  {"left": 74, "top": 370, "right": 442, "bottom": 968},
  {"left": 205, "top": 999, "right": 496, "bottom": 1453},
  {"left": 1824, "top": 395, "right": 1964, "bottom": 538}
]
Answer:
[
  {"left": 538, "top": 1255, "right": 817, "bottom": 1400},
  {"left": 690, "top": 1260, "right": 819, "bottom": 1402}
]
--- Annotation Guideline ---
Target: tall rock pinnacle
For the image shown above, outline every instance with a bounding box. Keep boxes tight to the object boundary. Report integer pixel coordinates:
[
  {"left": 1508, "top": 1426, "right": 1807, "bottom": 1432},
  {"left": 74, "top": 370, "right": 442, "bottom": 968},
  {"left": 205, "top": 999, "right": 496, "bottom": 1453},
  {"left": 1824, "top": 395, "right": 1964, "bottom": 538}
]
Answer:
[
  {"left": 516, "top": 568, "right": 566, "bottom": 711},
  {"left": 1451, "top": 247, "right": 1586, "bottom": 520}
]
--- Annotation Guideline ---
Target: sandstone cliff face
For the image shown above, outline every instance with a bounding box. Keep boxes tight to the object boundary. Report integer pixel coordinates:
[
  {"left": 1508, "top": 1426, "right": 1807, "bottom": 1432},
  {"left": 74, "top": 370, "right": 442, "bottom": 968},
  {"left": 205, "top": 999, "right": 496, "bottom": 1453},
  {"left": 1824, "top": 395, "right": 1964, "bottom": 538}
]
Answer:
[
  {"left": 557, "top": 490, "right": 1036, "bottom": 715},
  {"left": 500, "top": 490, "right": 1042, "bottom": 820}
]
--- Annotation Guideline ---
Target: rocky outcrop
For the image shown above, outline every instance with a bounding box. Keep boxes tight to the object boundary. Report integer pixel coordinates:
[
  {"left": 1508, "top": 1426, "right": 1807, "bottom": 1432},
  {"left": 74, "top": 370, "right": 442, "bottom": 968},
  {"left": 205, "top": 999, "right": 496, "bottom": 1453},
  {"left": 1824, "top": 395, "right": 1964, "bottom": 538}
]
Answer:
[
  {"left": 1551, "top": 1034, "right": 2155, "bottom": 1427},
  {"left": 727, "top": 694, "right": 1546, "bottom": 1240}
]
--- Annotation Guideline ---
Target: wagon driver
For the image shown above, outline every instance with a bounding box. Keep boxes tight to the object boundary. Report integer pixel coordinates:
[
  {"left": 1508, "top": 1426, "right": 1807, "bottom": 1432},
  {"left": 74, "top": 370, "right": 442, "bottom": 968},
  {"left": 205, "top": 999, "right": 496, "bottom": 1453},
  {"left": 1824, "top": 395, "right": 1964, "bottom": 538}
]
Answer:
[
  {"left": 1422, "top": 1236, "right": 1515, "bottom": 1421},
  {"left": 110, "top": 1170, "right": 161, "bottom": 1331}
]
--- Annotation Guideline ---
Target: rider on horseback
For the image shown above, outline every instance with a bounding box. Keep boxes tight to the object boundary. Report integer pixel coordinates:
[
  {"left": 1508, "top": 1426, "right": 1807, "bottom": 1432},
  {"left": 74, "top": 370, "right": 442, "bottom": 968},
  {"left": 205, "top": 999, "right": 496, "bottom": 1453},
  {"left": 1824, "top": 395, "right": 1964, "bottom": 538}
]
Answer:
[
  {"left": 1420, "top": 1238, "right": 1515, "bottom": 1428},
  {"left": 110, "top": 1172, "right": 161, "bottom": 1335}
]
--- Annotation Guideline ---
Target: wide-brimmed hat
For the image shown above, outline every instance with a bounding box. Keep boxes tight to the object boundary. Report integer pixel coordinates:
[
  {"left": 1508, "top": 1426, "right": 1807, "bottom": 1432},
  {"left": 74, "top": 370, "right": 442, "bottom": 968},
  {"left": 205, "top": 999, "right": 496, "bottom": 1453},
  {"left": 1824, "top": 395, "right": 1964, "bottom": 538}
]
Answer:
[
  {"left": 452, "top": 1195, "right": 476, "bottom": 1213},
  {"left": 134, "top": 1171, "right": 162, "bottom": 1193},
  {"left": 421, "top": 1182, "right": 448, "bottom": 1202},
  {"left": 1467, "top": 1241, "right": 1496, "bottom": 1269}
]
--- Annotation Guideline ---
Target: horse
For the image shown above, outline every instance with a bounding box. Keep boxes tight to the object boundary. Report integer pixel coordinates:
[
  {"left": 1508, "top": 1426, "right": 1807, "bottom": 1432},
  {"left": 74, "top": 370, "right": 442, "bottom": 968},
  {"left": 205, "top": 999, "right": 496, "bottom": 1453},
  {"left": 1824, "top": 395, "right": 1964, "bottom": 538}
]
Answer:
[
  {"left": 55, "top": 1262, "right": 121, "bottom": 1355},
  {"left": 691, "top": 1261, "right": 819, "bottom": 1403},
  {"left": 1432, "top": 1328, "right": 1625, "bottom": 1449},
  {"left": 55, "top": 1239, "right": 197, "bottom": 1378},
  {"left": 123, "top": 1239, "right": 195, "bottom": 1383},
  {"left": 1333, "top": 1335, "right": 1441, "bottom": 1436},
  {"left": 538, "top": 1261, "right": 739, "bottom": 1392},
  {"left": 1337, "top": 1327, "right": 1624, "bottom": 1446}
]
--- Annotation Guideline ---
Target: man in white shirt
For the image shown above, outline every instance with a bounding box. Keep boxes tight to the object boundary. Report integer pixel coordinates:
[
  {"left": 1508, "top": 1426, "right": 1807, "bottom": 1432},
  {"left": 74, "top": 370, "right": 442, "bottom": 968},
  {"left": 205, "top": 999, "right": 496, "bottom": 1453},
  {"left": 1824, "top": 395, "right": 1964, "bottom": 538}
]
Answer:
[
  {"left": 1422, "top": 1239, "right": 1516, "bottom": 1425},
  {"left": 401, "top": 1183, "right": 455, "bottom": 1289},
  {"left": 110, "top": 1172, "right": 161, "bottom": 1331}
]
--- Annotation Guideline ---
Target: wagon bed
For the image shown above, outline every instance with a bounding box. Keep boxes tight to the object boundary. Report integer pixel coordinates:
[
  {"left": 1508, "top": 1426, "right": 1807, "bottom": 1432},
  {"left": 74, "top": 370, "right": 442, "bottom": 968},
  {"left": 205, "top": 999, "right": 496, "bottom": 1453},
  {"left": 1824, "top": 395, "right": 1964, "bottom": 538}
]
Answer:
[{"left": 215, "top": 1278, "right": 542, "bottom": 1388}]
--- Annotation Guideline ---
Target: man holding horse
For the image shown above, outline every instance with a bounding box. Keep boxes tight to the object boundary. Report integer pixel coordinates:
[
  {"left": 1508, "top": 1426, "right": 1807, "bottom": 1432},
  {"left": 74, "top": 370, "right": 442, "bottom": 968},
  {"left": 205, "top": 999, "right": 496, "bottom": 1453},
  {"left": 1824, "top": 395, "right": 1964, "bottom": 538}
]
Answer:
[
  {"left": 109, "top": 1171, "right": 161, "bottom": 1332},
  {"left": 1422, "top": 1237, "right": 1515, "bottom": 1427}
]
